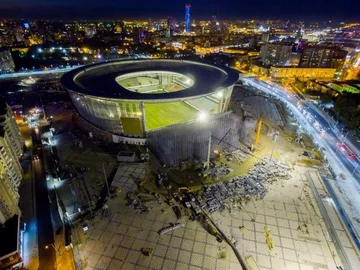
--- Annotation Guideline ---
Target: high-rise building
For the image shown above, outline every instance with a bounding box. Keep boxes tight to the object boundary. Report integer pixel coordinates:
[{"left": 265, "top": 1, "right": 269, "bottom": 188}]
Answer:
[
  {"left": 185, "top": 4, "right": 191, "bottom": 33},
  {"left": 332, "top": 49, "right": 348, "bottom": 71},
  {"left": 133, "top": 27, "right": 143, "bottom": 44},
  {"left": 0, "top": 99, "right": 24, "bottom": 225},
  {"left": 0, "top": 49, "right": 15, "bottom": 74},
  {"left": 167, "top": 17, "right": 172, "bottom": 30},
  {"left": 299, "top": 45, "right": 347, "bottom": 69},
  {"left": 211, "top": 15, "right": 220, "bottom": 32},
  {"left": 261, "top": 33, "right": 269, "bottom": 43},
  {"left": 260, "top": 43, "right": 293, "bottom": 66}
]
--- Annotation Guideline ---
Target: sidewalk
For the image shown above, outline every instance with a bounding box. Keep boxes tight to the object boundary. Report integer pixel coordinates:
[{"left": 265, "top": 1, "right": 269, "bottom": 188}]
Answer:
[
  {"left": 306, "top": 169, "right": 360, "bottom": 269},
  {"left": 18, "top": 126, "right": 39, "bottom": 270},
  {"left": 19, "top": 163, "right": 39, "bottom": 270}
]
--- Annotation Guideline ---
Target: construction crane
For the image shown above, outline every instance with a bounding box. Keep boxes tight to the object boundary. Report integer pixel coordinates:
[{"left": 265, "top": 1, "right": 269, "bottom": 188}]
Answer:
[
  {"left": 253, "top": 117, "right": 282, "bottom": 152},
  {"left": 254, "top": 117, "right": 263, "bottom": 152}
]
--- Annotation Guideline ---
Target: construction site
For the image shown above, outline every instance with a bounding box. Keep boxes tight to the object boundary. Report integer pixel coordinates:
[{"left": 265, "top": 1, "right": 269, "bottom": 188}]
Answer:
[{"left": 42, "top": 82, "right": 360, "bottom": 270}]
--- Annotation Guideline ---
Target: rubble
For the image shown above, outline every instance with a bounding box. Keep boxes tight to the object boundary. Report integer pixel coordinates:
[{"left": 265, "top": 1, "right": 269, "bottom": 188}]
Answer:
[
  {"left": 200, "top": 162, "right": 233, "bottom": 178},
  {"left": 199, "top": 157, "right": 291, "bottom": 214},
  {"left": 232, "top": 150, "right": 250, "bottom": 163}
]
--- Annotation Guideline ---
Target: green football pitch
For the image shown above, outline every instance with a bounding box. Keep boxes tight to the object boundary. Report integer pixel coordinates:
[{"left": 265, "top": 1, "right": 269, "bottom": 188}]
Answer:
[{"left": 145, "top": 101, "right": 199, "bottom": 130}]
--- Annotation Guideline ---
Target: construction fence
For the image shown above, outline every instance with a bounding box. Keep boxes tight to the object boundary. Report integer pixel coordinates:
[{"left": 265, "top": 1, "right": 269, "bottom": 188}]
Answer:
[{"left": 147, "top": 112, "right": 245, "bottom": 167}]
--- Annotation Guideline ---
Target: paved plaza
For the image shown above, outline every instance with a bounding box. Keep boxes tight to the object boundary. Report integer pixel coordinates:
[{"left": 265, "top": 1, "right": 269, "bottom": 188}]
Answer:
[
  {"left": 72, "top": 161, "right": 350, "bottom": 270},
  {"left": 74, "top": 186, "right": 240, "bottom": 269},
  {"left": 213, "top": 169, "right": 343, "bottom": 270}
]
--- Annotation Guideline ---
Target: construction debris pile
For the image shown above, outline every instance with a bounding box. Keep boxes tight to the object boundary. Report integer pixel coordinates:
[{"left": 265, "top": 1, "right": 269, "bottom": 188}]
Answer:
[
  {"left": 221, "top": 143, "right": 252, "bottom": 163},
  {"left": 203, "top": 162, "right": 233, "bottom": 178},
  {"left": 201, "top": 157, "right": 291, "bottom": 214},
  {"left": 231, "top": 149, "right": 251, "bottom": 163}
]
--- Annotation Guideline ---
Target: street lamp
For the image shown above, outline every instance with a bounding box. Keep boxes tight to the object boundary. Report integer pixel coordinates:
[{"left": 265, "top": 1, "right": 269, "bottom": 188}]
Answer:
[
  {"left": 198, "top": 112, "right": 209, "bottom": 121},
  {"left": 269, "top": 131, "right": 279, "bottom": 163},
  {"left": 198, "top": 112, "right": 211, "bottom": 169},
  {"left": 45, "top": 243, "right": 71, "bottom": 256},
  {"left": 45, "top": 244, "right": 59, "bottom": 253}
]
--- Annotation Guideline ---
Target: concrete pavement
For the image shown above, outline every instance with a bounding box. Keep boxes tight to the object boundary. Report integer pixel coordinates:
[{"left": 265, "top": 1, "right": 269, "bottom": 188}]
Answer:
[{"left": 243, "top": 77, "right": 360, "bottom": 251}]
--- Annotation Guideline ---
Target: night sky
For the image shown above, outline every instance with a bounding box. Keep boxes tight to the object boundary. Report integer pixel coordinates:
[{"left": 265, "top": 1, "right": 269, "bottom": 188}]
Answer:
[{"left": 0, "top": 0, "right": 358, "bottom": 21}]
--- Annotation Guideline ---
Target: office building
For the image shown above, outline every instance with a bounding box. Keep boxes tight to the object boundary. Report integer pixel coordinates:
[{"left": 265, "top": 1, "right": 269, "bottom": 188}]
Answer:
[
  {"left": 261, "top": 33, "right": 269, "bottom": 43},
  {"left": 331, "top": 49, "right": 348, "bottom": 71},
  {"left": 270, "top": 66, "right": 336, "bottom": 80},
  {"left": 185, "top": 4, "right": 191, "bottom": 33},
  {"left": 166, "top": 17, "right": 173, "bottom": 38},
  {"left": 133, "top": 27, "right": 143, "bottom": 44},
  {"left": 260, "top": 43, "right": 293, "bottom": 66},
  {"left": 167, "top": 17, "right": 172, "bottom": 30},
  {"left": 299, "top": 45, "right": 347, "bottom": 70},
  {"left": 0, "top": 99, "right": 23, "bottom": 225}
]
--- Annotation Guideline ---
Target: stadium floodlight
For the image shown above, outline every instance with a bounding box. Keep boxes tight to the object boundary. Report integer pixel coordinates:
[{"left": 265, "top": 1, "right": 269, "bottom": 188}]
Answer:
[
  {"left": 216, "top": 91, "right": 223, "bottom": 98},
  {"left": 198, "top": 112, "right": 209, "bottom": 121}
]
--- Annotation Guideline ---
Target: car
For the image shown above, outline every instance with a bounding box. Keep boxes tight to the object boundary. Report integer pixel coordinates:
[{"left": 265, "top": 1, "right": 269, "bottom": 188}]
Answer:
[
  {"left": 33, "top": 155, "right": 38, "bottom": 160},
  {"left": 348, "top": 153, "right": 356, "bottom": 159}
]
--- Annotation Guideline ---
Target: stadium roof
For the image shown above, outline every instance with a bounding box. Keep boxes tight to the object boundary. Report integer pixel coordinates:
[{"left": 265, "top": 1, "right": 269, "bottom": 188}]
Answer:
[{"left": 61, "top": 59, "right": 239, "bottom": 100}]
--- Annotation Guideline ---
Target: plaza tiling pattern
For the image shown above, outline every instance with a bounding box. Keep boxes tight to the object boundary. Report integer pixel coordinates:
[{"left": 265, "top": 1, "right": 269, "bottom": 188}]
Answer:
[
  {"left": 111, "top": 163, "right": 147, "bottom": 191},
  {"left": 75, "top": 165, "right": 339, "bottom": 270},
  {"left": 213, "top": 171, "right": 340, "bottom": 270},
  {"left": 78, "top": 194, "right": 239, "bottom": 270}
]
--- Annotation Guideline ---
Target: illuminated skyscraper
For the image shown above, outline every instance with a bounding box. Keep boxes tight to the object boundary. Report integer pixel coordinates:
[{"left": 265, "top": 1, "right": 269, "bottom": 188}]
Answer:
[
  {"left": 185, "top": 4, "right": 191, "bottom": 33},
  {"left": 299, "top": 45, "right": 347, "bottom": 70},
  {"left": 260, "top": 43, "right": 293, "bottom": 66},
  {"left": 0, "top": 99, "right": 24, "bottom": 224}
]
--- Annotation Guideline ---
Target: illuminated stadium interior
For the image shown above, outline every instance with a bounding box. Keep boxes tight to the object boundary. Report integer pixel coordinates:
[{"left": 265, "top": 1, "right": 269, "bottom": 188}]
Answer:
[
  {"left": 115, "top": 71, "right": 194, "bottom": 94},
  {"left": 62, "top": 59, "right": 239, "bottom": 137}
]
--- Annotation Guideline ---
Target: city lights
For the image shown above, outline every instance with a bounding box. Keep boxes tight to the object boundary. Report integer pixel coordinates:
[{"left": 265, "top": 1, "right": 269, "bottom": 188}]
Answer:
[{"left": 1, "top": 6, "right": 360, "bottom": 270}]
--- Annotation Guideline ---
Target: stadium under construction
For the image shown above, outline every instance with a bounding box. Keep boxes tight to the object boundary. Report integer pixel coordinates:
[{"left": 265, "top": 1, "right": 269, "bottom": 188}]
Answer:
[{"left": 62, "top": 59, "right": 242, "bottom": 165}]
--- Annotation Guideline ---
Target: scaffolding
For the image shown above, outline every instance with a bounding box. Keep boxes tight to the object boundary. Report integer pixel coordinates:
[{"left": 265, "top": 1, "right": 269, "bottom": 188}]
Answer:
[{"left": 148, "top": 112, "right": 242, "bottom": 166}]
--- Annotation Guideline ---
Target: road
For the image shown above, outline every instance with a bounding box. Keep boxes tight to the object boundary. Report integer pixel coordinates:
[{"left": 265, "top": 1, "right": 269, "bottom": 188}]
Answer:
[
  {"left": 17, "top": 124, "right": 39, "bottom": 270},
  {"left": 242, "top": 76, "right": 360, "bottom": 250},
  {"left": 0, "top": 66, "right": 79, "bottom": 81},
  {"left": 289, "top": 82, "right": 360, "bottom": 165},
  {"left": 32, "top": 127, "right": 57, "bottom": 270}
]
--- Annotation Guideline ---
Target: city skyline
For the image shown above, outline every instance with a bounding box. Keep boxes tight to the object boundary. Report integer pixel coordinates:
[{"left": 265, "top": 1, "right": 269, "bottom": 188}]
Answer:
[
  {"left": 0, "top": 0, "right": 358, "bottom": 21},
  {"left": 1, "top": 0, "right": 360, "bottom": 269}
]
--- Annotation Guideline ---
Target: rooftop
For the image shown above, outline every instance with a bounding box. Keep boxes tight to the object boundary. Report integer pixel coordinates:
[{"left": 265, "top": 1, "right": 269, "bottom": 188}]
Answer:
[
  {"left": 61, "top": 59, "right": 239, "bottom": 100},
  {"left": 0, "top": 214, "right": 19, "bottom": 258}
]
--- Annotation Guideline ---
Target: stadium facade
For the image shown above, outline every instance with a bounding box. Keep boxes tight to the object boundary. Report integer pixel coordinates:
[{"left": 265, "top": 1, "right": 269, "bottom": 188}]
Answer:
[{"left": 61, "top": 59, "right": 239, "bottom": 144}]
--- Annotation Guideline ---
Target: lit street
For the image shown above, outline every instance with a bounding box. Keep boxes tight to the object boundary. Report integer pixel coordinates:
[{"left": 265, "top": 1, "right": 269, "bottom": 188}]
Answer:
[
  {"left": 1, "top": 8, "right": 360, "bottom": 270},
  {"left": 31, "top": 126, "right": 57, "bottom": 270}
]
